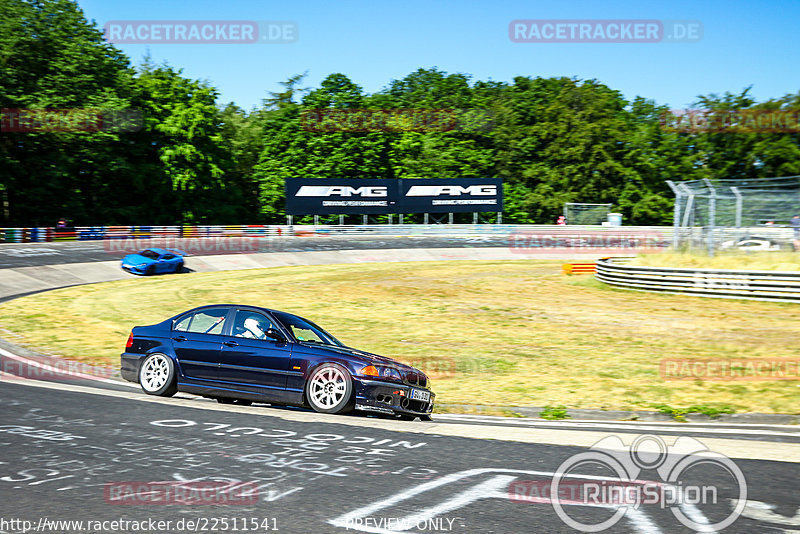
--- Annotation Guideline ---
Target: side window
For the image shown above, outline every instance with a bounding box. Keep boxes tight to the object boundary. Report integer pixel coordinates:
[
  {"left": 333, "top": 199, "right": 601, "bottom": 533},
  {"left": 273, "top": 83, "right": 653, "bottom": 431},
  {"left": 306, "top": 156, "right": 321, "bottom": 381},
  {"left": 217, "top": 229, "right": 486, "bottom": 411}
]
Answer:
[
  {"left": 232, "top": 311, "right": 275, "bottom": 340},
  {"left": 174, "top": 308, "right": 228, "bottom": 335},
  {"left": 174, "top": 314, "right": 193, "bottom": 332},
  {"left": 162, "top": 254, "right": 175, "bottom": 260}
]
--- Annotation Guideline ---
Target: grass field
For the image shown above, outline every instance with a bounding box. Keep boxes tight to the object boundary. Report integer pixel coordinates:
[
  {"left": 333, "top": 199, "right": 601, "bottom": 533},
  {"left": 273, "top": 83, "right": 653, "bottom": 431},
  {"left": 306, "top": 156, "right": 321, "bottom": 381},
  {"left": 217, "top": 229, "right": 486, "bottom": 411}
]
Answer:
[
  {"left": 1, "top": 260, "right": 799, "bottom": 414},
  {"left": 630, "top": 251, "right": 800, "bottom": 271}
]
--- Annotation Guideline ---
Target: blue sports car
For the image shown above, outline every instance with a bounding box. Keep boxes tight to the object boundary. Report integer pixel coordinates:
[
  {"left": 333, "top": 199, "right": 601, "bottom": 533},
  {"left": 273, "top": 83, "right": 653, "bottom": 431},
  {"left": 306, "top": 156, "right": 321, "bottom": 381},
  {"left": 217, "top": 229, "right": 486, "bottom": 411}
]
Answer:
[
  {"left": 121, "top": 248, "right": 184, "bottom": 275},
  {"left": 120, "top": 305, "right": 435, "bottom": 420}
]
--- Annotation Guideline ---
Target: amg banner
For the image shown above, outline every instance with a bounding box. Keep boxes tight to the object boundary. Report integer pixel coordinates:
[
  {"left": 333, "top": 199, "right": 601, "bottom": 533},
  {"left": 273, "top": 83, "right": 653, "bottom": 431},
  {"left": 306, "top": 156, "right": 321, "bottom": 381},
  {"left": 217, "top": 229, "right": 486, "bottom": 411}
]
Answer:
[{"left": 285, "top": 178, "right": 503, "bottom": 215}]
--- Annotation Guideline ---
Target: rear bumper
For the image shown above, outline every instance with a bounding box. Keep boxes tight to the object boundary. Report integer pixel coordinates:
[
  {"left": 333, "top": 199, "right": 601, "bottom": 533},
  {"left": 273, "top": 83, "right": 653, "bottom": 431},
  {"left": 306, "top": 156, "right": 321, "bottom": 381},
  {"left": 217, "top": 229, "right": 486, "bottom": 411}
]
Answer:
[
  {"left": 353, "top": 377, "right": 435, "bottom": 416},
  {"left": 120, "top": 352, "right": 143, "bottom": 382}
]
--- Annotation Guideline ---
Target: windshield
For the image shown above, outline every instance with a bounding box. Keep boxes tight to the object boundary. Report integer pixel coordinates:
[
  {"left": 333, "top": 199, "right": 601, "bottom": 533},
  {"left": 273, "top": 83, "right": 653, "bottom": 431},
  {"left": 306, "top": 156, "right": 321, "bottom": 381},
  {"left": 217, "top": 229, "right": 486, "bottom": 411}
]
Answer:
[
  {"left": 271, "top": 311, "right": 343, "bottom": 346},
  {"left": 139, "top": 249, "right": 160, "bottom": 259}
]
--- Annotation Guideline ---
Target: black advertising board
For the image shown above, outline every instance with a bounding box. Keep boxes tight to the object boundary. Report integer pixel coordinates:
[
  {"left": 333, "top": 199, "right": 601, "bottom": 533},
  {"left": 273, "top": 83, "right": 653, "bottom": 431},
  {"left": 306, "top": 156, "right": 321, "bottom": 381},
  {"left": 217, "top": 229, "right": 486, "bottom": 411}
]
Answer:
[
  {"left": 398, "top": 178, "right": 503, "bottom": 214},
  {"left": 285, "top": 178, "right": 503, "bottom": 215},
  {"left": 284, "top": 179, "right": 397, "bottom": 215}
]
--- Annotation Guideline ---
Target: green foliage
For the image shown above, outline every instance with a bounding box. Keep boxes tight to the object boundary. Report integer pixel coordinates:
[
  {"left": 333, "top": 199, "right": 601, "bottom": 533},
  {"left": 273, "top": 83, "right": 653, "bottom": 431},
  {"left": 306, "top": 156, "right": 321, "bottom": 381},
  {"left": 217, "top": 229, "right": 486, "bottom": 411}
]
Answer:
[
  {"left": 4, "top": 2, "right": 800, "bottom": 226},
  {"left": 652, "top": 403, "right": 736, "bottom": 422},
  {"left": 539, "top": 405, "right": 570, "bottom": 420}
]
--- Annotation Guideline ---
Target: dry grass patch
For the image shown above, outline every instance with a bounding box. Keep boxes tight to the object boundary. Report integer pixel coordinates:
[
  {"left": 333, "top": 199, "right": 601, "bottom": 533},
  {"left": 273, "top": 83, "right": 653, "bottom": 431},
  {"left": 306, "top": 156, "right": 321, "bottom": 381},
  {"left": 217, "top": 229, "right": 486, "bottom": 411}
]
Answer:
[{"left": 1, "top": 260, "right": 799, "bottom": 413}]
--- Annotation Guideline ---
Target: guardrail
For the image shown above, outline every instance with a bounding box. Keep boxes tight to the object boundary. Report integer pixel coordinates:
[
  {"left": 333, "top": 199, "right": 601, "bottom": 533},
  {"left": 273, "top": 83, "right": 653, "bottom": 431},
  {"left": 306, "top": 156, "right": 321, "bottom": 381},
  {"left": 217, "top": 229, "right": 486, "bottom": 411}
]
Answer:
[{"left": 595, "top": 257, "right": 800, "bottom": 303}]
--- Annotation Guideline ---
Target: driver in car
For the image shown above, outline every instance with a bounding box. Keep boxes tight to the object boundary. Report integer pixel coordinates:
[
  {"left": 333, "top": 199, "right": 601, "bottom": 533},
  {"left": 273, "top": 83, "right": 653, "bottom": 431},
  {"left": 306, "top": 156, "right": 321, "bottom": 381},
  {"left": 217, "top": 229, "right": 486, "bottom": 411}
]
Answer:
[{"left": 240, "top": 317, "right": 268, "bottom": 339}]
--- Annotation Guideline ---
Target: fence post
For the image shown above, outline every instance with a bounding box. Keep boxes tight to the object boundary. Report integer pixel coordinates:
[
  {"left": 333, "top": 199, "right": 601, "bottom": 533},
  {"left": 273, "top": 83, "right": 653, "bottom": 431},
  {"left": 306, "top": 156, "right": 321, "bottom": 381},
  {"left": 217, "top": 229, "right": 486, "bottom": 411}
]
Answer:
[
  {"left": 730, "top": 186, "right": 743, "bottom": 240},
  {"left": 703, "top": 178, "right": 716, "bottom": 257},
  {"left": 666, "top": 180, "right": 681, "bottom": 249}
]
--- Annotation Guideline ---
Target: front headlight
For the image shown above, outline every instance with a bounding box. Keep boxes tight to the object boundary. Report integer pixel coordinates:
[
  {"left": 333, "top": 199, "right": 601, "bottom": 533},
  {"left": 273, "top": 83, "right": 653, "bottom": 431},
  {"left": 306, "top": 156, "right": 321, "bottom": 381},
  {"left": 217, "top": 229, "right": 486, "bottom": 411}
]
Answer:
[{"left": 360, "top": 365, "right": 402, "bottom": 381}]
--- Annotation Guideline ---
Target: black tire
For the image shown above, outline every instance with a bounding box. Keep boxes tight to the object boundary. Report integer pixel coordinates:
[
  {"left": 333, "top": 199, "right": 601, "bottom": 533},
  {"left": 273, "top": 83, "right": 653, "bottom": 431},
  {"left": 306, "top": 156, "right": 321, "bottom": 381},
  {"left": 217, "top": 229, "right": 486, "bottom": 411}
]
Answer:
[
  {"left": 305, "top": 363, "right": 354, "bottom": 414},
  {"left": 138, "top": 353, "right": 177, "bottom": 397},
  {"left": 145, "top": 265, "right": 155, "bottom": 276},
  {"left": 174, "top": 261, "right": 183, "bottom": 273}
]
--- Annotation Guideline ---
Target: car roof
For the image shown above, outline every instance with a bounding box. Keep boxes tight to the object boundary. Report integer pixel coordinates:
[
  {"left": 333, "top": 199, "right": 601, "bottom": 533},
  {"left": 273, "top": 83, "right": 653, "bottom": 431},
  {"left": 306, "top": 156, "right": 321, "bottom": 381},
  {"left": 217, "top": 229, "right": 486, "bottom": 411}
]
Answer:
[
  {"left": 177, "top": 304, "right": 281, "bottom": 316},
  {"left": 144, "top": 247, "right": 169, "bottom": 254}
]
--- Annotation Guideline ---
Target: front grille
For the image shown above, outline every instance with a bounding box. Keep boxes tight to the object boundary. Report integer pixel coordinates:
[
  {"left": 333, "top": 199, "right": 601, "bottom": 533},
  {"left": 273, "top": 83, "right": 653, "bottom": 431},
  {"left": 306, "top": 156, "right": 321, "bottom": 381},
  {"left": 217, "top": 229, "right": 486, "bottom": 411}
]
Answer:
[{"left": 404, "top": 371, "right": 427, "bottom": 388}]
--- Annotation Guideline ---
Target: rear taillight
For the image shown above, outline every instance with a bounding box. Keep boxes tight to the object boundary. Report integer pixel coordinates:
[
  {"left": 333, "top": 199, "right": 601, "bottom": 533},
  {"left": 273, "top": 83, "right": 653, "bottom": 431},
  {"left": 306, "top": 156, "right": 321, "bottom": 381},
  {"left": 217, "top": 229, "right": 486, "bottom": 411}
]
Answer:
[{"left": 126, "top": 332, "right": 134, "bottom": 349}]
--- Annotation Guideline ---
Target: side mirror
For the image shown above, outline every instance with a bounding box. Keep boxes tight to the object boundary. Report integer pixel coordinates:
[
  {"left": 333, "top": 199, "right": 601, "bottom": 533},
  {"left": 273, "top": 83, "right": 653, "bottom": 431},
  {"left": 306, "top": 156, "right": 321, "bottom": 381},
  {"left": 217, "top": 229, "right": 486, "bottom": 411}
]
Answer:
[{"left": 265, "top": 329, "right": 286, "bottom": 343}]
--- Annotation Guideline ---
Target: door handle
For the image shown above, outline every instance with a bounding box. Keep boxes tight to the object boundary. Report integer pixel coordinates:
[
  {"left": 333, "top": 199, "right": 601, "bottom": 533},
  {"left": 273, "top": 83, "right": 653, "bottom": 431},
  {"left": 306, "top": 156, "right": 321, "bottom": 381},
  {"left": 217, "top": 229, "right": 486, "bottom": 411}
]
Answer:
[
  {"left": 172, "top": 335, "right": 187, "bottom": 342},
  {"left": 223, "top": 341, "right": 239, "bottom": 347}
]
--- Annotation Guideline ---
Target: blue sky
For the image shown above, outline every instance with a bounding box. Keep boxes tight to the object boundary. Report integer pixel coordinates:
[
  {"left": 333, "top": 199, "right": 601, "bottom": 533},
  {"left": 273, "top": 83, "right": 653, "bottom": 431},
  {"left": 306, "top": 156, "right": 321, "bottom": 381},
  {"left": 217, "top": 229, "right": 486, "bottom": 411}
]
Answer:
[{"left": 77, "top": 0, "right": 800, "bottom": 111}]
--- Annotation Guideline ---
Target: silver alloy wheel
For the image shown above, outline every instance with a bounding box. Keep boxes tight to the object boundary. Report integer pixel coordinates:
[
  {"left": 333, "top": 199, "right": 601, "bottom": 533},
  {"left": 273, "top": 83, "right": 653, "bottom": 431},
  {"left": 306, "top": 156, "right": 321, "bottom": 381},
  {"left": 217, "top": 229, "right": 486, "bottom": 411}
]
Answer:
[
  {"left": 140, "top": 354, "right": 171, "bottom": 392},
  {"left": 307, "top": 365, "right": 351, "bottom": 413}
]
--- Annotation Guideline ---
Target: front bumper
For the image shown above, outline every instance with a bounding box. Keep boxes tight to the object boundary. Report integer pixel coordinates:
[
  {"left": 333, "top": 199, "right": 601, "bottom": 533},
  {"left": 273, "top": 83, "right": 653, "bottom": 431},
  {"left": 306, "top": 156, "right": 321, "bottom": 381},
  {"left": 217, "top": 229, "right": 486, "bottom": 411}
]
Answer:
[
  {"left": 353, "top": 377, "right": 435, "bottom": 416},
  {"left": 121, "top": 264, "right": 146, "bottom": 275}
]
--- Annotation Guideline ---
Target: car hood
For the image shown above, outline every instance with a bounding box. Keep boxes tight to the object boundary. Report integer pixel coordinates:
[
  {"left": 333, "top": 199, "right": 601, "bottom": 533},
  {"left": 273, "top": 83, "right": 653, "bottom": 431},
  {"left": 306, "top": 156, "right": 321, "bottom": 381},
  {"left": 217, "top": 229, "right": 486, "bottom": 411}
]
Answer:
[
  {"left": 300, "top": 343, "right": 415, "bottom": 370},
  {"left": 122, "top": 254, "right": 154, "bottom": 265}
]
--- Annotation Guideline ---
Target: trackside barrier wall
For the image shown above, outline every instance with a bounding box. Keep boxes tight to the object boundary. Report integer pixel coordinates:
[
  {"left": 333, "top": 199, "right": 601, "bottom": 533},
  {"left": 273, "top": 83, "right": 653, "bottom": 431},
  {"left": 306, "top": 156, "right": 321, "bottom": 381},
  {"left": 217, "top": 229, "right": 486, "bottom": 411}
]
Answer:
[
  {"left": 0, "top": 224, "right": 675, "bottom": 243},
  {"left": 595, "top": 257, "right": 800, "bottom": 303}
]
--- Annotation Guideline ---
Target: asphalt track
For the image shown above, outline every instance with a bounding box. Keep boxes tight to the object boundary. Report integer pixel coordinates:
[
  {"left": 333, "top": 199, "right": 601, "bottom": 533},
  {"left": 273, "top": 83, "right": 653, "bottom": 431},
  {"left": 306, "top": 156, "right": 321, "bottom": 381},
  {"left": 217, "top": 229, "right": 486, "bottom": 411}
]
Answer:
[
  {"left": 1, "top": 238, "right": 799, "bottom": 533},
  {"left": 0, "top": 237, "right": 512, "bottom": 269}
]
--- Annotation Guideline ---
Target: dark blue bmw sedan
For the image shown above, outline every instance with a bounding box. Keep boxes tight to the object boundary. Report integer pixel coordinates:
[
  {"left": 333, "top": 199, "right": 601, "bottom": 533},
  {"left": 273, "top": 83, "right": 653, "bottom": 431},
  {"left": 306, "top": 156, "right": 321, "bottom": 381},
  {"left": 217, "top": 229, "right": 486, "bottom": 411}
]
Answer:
[{"left": 121, "top": 305, "right": 434, "bottom": 420}]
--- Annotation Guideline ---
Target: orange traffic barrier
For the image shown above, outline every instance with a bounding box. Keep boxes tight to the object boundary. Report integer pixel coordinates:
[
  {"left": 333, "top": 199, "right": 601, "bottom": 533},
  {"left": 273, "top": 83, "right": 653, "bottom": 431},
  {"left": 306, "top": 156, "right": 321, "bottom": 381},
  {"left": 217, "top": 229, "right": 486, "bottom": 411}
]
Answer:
[{"left": 562, "top": 262, "right": 596, "bottom": 275}]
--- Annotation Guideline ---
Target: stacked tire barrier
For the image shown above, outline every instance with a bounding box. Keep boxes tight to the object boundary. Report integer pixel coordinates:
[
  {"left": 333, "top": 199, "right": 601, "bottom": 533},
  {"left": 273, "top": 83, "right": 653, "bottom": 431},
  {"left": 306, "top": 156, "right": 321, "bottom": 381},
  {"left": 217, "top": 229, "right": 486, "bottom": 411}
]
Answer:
[
  {"left": 1, "top": 227, "right": 53, "bottom": 242},
  {"left": 595, "top": 257, "right": 800, "bottom": 303}
]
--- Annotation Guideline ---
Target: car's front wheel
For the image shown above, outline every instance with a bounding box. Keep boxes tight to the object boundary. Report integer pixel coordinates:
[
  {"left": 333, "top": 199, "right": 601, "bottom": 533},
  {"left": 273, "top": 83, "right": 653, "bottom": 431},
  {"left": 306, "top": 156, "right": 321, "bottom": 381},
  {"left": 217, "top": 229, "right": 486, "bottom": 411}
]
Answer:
[
  {"left": 305, "top": 363, "right": 353, "bottom": 414},
  {"left": 139, "top": 353, "right": 177, "bottom": 397}
]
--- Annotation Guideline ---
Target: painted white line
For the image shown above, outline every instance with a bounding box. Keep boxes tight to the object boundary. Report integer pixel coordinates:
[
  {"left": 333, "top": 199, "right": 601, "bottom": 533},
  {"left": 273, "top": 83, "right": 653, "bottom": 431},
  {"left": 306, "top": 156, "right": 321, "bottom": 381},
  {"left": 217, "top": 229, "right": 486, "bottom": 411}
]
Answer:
[
  {"left": 432, "top": 414, "right": 800, "bottom": 437},
  {"left": 0, "top": 347, "right": 136, "bottom": 387}
]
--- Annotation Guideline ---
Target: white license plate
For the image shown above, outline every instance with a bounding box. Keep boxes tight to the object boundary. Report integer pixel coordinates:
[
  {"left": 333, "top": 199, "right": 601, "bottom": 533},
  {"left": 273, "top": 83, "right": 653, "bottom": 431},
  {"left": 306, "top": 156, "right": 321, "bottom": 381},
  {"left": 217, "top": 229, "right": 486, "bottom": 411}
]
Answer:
[{"left": 410, "top": 389, "right": 430, "bottom": 402}]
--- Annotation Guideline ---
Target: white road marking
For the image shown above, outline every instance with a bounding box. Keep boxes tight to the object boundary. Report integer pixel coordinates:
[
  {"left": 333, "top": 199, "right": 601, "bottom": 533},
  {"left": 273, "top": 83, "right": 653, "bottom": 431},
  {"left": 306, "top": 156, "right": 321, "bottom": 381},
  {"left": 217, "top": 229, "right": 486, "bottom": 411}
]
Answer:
[
  {"left": 328, "top": 468, "right": 668, "bottom": 534},
  {"left": 739, "top": 500, "right": 800, "bottom": 526}
]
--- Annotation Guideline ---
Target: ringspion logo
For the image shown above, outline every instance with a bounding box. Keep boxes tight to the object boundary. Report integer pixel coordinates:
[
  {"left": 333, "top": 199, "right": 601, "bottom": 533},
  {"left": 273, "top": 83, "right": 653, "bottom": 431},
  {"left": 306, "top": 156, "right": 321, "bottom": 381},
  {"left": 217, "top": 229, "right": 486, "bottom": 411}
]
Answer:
[{"left": 548, "top": 435, "right": 747, "bottom": 532}]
